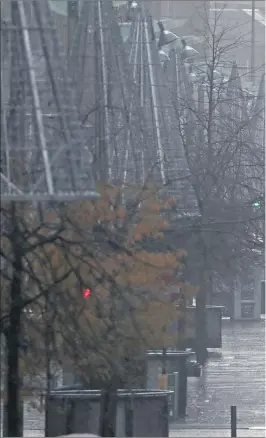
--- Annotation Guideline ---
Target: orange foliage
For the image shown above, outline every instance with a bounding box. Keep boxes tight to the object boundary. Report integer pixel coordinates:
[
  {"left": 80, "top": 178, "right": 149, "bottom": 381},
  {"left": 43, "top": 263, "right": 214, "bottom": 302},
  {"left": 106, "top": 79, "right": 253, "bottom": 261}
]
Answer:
[
  {"left": 30, "top": 184, "right": 186, "bottom": 289},
  {"left": 20, "top": 184, "right": 197, "bottom": 379}
]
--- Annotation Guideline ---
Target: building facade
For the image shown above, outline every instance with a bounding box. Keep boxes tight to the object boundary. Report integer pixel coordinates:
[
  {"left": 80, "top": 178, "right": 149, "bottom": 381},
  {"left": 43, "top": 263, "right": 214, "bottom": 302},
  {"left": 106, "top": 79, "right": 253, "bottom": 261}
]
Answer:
[{"left": 147, "top": 0, "right": 209, "bottom": 36}]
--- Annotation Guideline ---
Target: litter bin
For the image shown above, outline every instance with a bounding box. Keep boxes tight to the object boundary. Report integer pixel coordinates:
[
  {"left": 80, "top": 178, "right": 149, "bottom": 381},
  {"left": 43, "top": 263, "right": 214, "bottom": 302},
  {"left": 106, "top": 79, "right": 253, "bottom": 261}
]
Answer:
[{"left": 46, "top": 389, "right": 172, "bottom": 437}]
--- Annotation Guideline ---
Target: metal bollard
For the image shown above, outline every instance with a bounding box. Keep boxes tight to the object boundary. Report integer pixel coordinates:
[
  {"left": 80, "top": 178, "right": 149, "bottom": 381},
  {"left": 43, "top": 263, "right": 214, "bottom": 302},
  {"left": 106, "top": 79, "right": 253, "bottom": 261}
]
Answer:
[
  {"left": 125, "top": 399, "right": 134, "bottom": 437},
  {"left": 231, "top": 405, "right": 237, "bottom": 437}
]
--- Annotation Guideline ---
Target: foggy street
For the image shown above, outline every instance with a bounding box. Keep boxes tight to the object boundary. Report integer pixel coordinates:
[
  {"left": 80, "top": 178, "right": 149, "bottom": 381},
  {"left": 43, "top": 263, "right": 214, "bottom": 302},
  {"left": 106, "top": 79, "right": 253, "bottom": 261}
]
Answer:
[
  {"left": 1, "top": 319, "right": 264, "bottom": 436},
  {"left": 171, "top": 319, "right": 265, "bottom": 430},
  {"left": 0, "top": 0, "right": 264, "bottom": 436}
]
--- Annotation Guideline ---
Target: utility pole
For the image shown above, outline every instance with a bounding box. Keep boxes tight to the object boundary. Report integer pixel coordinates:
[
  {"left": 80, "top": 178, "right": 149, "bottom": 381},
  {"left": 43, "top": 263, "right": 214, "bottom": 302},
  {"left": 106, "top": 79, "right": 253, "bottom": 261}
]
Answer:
[{"left": 251, "top": 0, "right": 255, "bottom": 86}]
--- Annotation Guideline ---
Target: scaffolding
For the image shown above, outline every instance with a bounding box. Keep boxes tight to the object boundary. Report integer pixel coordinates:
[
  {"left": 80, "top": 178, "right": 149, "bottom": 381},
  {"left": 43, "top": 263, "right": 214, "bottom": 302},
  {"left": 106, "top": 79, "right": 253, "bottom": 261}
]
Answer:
[
  {"left": 67, "top": 0, "right": 146, "bottom": 186},
  {"left": 125, "top": 5, "right": 199, "bottom": 215},
  {"left": 1, "top": 0, "right": 98, "bottom": 202}
]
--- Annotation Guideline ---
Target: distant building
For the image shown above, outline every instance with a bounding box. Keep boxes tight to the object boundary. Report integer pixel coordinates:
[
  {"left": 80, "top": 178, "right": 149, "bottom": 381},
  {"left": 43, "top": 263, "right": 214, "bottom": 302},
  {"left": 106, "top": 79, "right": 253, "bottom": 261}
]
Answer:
[
  {"left": 147, "top": 0, "right": 209, "bottom": 36},
  {"left": 147, "top": 0, "right": 208, "bottom": 20}
]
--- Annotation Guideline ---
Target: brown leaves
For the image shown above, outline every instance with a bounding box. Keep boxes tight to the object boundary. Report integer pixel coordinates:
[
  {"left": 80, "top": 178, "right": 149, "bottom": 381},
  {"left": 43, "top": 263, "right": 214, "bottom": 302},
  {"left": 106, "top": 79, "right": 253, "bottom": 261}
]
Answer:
[
  {"left": 66, "top": 184, "right": 127, "bottom": 226},
  {"left": 2, "top": 183, "right": 197, "bottom": 382},
  {"left": 43, "top": 186, "right": 187, "bottom": 345},
  {"left": 130, "top": 296, "right": 179, "bottom": 349}
]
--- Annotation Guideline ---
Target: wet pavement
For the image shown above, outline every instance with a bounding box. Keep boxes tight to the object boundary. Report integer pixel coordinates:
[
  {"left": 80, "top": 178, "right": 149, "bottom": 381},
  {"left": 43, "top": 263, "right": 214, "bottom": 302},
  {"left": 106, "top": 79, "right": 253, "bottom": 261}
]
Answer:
[
  {"left": 170, "top": 427, "right": 266, "bottom": 437},
  {"left": 0, "top": 318, "right": 265, "bottom": 436},
  {"left": 172, "top": 318, "right": 265, "bottom": 429}
]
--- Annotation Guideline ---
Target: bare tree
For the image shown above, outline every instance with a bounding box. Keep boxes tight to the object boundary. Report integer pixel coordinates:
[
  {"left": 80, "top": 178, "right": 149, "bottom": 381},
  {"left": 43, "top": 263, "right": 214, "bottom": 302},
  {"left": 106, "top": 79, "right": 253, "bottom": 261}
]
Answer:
[
  {"left": 1, "top": 183, "right": 191, "bottom": 436},
  {"left": 0, "top": 0, "right": 97, "bottom": 434},
  {"left": 164, "top": 5, "right": 265, "bottom": 362}
]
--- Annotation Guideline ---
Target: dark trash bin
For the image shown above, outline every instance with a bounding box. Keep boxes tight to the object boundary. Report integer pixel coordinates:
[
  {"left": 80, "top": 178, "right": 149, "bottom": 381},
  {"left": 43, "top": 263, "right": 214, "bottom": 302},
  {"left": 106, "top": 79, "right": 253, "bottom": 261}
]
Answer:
[{"left": 46, "top": 389, "right": 172, "bottom": 437}]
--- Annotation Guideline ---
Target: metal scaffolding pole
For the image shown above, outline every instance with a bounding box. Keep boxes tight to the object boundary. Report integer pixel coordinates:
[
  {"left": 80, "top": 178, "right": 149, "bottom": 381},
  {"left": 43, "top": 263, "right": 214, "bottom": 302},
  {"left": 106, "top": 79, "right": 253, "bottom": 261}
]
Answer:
[
  {"left": 0, "top": 0, "right": 98, "bottom": 202},
  {"left": 67, "top": 0, "right": 79, "bottom": 53},
  {"left": 251, "top": 0, "right": 255, "bottom": 86},
  {"left": 67, "top": 0, "right": 146, "bottom": 185},
  {"left": 126, "top": 6, "right": 199, "bottom": 215}
]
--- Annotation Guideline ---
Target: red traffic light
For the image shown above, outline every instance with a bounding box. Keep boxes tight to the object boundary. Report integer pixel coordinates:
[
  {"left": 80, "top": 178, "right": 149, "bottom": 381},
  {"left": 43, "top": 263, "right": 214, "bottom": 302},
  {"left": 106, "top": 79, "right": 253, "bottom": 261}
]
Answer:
[{"left": 83, "top": 288, "right": 91, "bottom": 299}]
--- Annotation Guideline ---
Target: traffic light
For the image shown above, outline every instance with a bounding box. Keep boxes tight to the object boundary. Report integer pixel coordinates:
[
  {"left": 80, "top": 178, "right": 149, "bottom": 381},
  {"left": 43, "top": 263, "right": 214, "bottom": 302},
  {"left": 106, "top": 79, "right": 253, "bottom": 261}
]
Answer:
[
  {"left": 252, "top": 200, "right": 261, "bottom": 208},
  {"left": 83, "top": 288, "right": 91, "bottom": 299},
  {"left": 252, "top": 197, "right": 264, "bottom": 209}
]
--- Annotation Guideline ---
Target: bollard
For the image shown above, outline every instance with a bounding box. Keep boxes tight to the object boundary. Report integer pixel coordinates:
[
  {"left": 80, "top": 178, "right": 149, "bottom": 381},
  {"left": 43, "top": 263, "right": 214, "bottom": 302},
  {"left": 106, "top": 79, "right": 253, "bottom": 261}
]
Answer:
[
  {"left": 231, "top": 405, "right": 237, "bottom": 437},
  {"left": 125, "top": 399, "right": 134, "bottom": 437},
  {"left": 177, "top": 356, "right": 188, "bottom": 418}
]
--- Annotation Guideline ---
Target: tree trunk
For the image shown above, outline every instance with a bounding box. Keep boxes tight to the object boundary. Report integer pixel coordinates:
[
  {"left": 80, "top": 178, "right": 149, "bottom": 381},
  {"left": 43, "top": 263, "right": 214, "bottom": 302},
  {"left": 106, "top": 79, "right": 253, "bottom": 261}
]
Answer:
[
  {"left": 99, "top": 384, "right": 118, "bottom": 437},
  {"left": 6, "top": 203, "right": 23, "bottom": 437},
  {"left": 162, "top": 347, "right": 167, "bottom": 374},
  {"left": 195, "top": 287, "right": 208, "bottom": 365},
  {"left": 195, "top": 240, "right": 210, "bottom": 365},
  {"left": 98, "top": 374, "right": 122, "bottom": 437},
  {"left": 178, "top": 287, "right": 186, "bottom": 350},
  {"left": 44, "top": 291, "right": 55, "bottom": 437}
]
